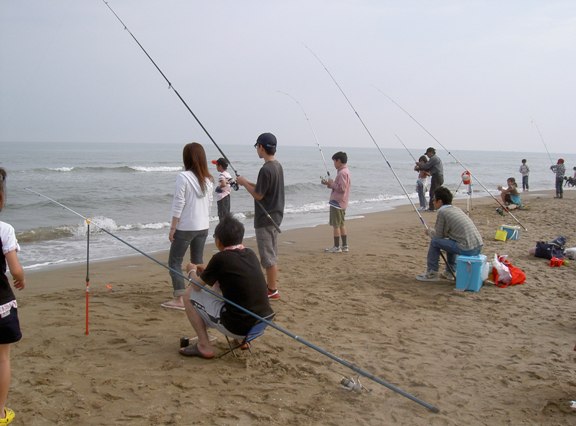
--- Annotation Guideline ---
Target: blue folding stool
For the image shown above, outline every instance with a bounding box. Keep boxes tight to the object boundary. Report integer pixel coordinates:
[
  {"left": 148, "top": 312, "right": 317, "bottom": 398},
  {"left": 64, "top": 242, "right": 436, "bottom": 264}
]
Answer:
[{"left": 220, "top": 313, "right": 275, "bottom": 358}]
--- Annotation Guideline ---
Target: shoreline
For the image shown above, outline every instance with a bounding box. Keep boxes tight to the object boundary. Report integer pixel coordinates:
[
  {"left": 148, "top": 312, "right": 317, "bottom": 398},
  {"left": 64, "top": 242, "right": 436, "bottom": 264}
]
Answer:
[{"left": 14, "top": 189, "right": 576, "bottom": 424}]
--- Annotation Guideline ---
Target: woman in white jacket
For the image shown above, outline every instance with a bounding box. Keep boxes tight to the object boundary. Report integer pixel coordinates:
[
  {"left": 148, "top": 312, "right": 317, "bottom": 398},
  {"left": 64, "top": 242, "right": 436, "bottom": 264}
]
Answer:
[{"left": 162, "top": 143, "right": 213, "bottom": 310}]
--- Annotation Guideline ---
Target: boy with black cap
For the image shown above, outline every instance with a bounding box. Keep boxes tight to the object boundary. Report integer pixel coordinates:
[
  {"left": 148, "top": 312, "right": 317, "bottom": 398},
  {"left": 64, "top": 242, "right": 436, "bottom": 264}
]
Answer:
[
  {"left": 416, "top": 147, "right": 444, "bottom": 211},
  {"left": 211, "top": 158, "right": 232, "bottom": 221},
  {"left": 236, "top": 133, "right": 285, "bottom": 300}
]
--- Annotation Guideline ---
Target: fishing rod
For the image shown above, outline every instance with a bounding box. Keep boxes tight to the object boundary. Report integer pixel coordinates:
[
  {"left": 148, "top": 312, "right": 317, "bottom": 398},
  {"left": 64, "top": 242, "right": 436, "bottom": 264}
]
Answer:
[
  {"left": 277, "top": 90, "right": 330, "bottom": 178},
  {"left": 101, "top": 0, "right": 280, "bottom": 233},
  {"left": 531, "top": 119, "right": 554, "bottom": 165},
  {"left": 376, "top": 88, "right": 528, "bottom": 231},
  {"left": 25, "top": 187, "right": 439, "bottom": 413},
  {"left": 305, "top": 45, "right": 455, "bottom": 279},
  {"left": 394, "top": 133, "right": 418, "bottom": 163}
]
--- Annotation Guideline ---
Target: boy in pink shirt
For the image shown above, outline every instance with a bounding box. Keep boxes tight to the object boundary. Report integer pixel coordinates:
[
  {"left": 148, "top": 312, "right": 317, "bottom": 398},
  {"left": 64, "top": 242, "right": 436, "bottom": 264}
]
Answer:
[{"left": 321, "top": 152, "right": 351, "bottom": 253}]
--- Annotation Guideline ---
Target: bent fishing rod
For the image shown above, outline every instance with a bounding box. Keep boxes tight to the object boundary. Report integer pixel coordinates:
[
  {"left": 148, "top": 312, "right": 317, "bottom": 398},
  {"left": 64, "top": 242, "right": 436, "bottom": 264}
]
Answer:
[
  {"left": 305, "top": 46, "right": 456, "bottom": 278},
  {"left": 376, "top": 88, "right": 528, "bottom": 231},
  {"left": 26, "top": 187, "right": 439, "bottom": 413},
  {"left": 277, "top": 90, "right": 331, "bottom": 177},
  {"left": 531, "top": 119, "right": 554, "bottom": 165},
  {"left": 102, "top": 0, "right": 280, "bottom": 233}
]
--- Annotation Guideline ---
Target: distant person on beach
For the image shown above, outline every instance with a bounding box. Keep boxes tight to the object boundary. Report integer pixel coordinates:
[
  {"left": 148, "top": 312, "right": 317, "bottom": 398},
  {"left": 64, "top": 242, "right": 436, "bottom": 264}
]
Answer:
[
  {"left": 550, "top": 158, "right": 566, "bottom": 199},
  {"left": 519, "top": 159, "right": 529, "bottom": 192},
  {"left": 211, "top": 158, "right": 232, "bottom": 221},
  {"left": 236, "top": 133, "right": 285, "bottom": 300},
  {"left": 416, "top": 147, "right": 444, "bottom": 211},
  {"left": 163, "top": 143, "right": 213, "bottom": 311},
  {"left": 179, "top": 214, "right": 274, "bottom": 359},
  {"left": 497, "top": 177, "right": 522, "bottom": 208},
  {"left": 416, "top": 186, "right": 483, "bottom": 282},
  {"left": 564, "top": 167, "right": 576, "bottom": 187},
  {"left": 414, "top": 155, "right": 430, "bottom": 211},
  {"left": 321, "top": 151, "right": 351, "bottom": 253},
  {"left": 0, "top": 168, "right": 26, "bottom": 425}
]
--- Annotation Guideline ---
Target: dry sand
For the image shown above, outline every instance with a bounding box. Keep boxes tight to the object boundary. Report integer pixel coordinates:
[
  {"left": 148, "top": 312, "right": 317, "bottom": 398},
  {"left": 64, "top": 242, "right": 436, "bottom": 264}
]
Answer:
[{"left": 9, "top": 190, "right": 576, "bottom": 425}]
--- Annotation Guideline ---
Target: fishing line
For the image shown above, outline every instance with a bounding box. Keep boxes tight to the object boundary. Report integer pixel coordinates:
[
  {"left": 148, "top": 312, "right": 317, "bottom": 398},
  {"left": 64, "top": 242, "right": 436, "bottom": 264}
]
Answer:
[
  {"left": 101, "top": 0, "right": 280, "bottom": 233},
  {"left": 531, "top": 119, "right": 554, "bottom": 165},
  {"left": 304, "top": 45, "right": 458, "bottom": 281},
  {"left": 376, "top": 88, "right": 528, "bottom": 231},
  {"left": 25, "top": 187, "right": 439, "bottom": 413},
  {"left": 277, "top": 90, "right": 330, "bottom": 177}
]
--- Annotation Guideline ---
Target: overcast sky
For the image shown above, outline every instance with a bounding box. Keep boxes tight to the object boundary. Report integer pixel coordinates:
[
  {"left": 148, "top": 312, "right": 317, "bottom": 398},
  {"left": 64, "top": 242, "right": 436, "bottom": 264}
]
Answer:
[{"left": 1, "top": 0, "right": 574, "bottom": 153}]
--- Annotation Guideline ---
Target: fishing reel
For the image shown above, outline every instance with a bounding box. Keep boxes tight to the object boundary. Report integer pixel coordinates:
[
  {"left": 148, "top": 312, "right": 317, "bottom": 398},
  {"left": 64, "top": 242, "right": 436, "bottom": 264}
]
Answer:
[
  {"left": 340, "top": 375, "right": 370, "bottom": 393},
  {"left": 228, "top": 178, "right": 239, "bottom": 191}
]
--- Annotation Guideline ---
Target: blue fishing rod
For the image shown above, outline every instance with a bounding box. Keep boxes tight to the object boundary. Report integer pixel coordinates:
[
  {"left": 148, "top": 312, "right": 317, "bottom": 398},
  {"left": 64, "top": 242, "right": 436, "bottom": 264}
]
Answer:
[
  {"left": 376, "top": 88, "right": 528, "bottom": 231},
  {"left": 101, "top": 0, "right": 280, "bottom": 233},
  {"left": 25, "top": 187, "right": 439, "bottom": 413},
  {"left": 277, "top": 90, "right": 331, "bottom": 178}
]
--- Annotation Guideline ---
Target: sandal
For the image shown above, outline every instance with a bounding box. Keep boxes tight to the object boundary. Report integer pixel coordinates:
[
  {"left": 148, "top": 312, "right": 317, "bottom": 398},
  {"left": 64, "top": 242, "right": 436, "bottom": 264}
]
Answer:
[
  {"left": 160, "top": 300, "right": 185, "bottom": 311},
  {"left": 0, "top": 408, "right": 15, "bottom": 425},
  {"left": 179, "top": 343, "right": 215, "bottom": 359}
]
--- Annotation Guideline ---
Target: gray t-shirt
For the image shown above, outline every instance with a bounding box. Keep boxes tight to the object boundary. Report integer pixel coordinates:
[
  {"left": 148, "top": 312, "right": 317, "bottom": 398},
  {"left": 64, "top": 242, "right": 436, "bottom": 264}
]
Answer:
[{"left": 254, "top": 160, "right": 285, "bottom": 228}]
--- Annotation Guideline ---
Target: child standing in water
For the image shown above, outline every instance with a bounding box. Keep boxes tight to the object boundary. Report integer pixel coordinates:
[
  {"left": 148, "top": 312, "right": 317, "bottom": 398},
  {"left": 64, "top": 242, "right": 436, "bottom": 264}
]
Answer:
[{"left": 0, "top": 168, "right": 26, "bottom": 425}]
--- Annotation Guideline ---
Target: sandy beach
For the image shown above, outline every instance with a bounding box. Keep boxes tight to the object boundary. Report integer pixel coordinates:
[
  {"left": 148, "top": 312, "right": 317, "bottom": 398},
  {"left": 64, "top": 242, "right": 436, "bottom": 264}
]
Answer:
[{"left": 9, "top": 190, "right": 576, "bottom": 425}]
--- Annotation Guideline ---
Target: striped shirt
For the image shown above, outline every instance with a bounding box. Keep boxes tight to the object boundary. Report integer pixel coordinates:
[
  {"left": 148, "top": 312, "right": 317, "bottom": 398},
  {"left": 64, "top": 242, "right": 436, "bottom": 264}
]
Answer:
[{"left": 432, "top": 205, "right": 483, "bottom": 251}]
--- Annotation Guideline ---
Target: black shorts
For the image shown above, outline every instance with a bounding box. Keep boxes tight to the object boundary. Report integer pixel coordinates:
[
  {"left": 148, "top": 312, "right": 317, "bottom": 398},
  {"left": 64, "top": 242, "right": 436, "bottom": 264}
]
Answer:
[{"left": 0, "top": 306, "right": 22, "bottom": 344}]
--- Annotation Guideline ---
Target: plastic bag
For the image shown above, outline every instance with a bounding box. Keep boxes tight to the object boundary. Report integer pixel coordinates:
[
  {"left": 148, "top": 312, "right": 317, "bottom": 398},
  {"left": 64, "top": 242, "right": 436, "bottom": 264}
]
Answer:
[{"left": 492, "top": 254, "right": 511, "bottom": 285}]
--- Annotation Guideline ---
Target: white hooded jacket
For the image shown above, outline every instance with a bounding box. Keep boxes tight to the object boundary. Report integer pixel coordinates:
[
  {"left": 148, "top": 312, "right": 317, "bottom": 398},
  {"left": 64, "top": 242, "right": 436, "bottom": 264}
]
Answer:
[{"left": 171, "top": 171, "right": 213, "bottom": 231}]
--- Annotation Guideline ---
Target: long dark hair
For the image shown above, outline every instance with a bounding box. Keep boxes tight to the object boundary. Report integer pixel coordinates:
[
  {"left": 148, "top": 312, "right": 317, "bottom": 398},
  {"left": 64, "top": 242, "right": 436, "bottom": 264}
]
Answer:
[{"left": 182, "top": 143, "right": 213, "bottom": 193}]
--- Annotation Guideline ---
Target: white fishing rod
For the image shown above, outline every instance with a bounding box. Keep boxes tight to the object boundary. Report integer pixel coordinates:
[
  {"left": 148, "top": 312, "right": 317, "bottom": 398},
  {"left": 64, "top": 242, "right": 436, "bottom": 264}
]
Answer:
[
  {"left": 277, "top": 90, "right": 331, "bottom": 178},
  {"left": 305, "top": 45, "right": 457, "bottom": 281},
  {"left": 531, "top": 119, "right": 554, "bottom": 165},
  {"left": 25, "top": 187, "right": 439, "bottom": 413},
  {"left": 377, "top": 88, "right": 528, "bottom": 231},
  {"left": 394, "top": 133, "right": 418, "bottom": 163}
]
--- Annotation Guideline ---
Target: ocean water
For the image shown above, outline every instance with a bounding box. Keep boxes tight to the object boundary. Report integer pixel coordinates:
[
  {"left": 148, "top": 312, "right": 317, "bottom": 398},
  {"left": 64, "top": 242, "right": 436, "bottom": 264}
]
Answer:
[{"left": 0, "top": 142, "right": 573, "bottom": 269}]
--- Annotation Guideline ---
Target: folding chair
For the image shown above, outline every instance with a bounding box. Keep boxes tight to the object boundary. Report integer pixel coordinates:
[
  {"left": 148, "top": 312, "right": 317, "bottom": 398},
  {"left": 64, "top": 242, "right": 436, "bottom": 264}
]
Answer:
[{"left": 219, "top": 313, "right": 275, "bottom": 358}]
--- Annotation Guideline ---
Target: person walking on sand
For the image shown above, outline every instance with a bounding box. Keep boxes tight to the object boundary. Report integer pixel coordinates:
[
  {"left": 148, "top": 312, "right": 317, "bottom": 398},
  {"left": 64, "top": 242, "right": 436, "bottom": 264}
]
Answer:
[
  {"left": 163, "top": 143, "right": 213, "bottom": 311},
  {"left": 179, "top": 214, "right": 274, "bottom": 359},
  {"left": 550, "top": 158, "right": 566, "bottom": 199},
  {"left": 415, "top": 155, "right": 430, "bottom": 211},
  {"left": 321, "top": 151, "right": 351, "bottom": 253},
  {"left": 416, "top": 147, "right": 444, "bottom": 211},
  {"left": 0, "top": 168, "right": 26, "bottom": 425},
  {"left": 519, "top": 159, "right": 529, "bottom": 192},
  {"left": 416, "top": 186, "right": 483, "bottom": 282},
  {"left": 236, "top": 133, "right": 285, "bottom": 300},
  {"left": 211, "top": 158, "right": 232, "bottom": 221}
]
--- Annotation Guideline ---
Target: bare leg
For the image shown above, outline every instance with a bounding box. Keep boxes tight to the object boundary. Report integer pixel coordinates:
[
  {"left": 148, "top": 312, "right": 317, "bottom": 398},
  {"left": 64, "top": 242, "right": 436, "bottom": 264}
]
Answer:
[
  {"left": 266, "top": 265, "right": 278, "bottom": 291},
  {"left": 183, "top": 288, "right": 215, "bottom": 356},
  {"left": 0, "top": 345, "right": 10, "bottom": 417}
]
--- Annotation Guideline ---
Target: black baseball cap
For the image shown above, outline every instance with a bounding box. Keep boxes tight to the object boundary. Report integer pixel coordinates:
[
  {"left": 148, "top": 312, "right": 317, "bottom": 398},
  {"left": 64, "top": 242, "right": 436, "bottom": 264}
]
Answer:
[
  {"left": 254, "top": 132, "right": 277, "bottom": 148},
  {"left": 211, "top": 158, "right": 228, "bottom": 168}
]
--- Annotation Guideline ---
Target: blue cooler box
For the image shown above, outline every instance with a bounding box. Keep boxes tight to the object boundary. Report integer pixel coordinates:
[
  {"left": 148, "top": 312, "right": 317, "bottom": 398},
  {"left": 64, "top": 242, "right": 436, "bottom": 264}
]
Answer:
[{"left": 455, "top": 254, "right": 487, "bottom": 292}]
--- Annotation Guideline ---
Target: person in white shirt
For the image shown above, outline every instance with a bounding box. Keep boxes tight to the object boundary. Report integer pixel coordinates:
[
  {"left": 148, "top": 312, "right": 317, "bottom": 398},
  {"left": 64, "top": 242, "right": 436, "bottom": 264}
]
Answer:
[{"left": 162, "top": 143, "right": 213, "bottom": 311}]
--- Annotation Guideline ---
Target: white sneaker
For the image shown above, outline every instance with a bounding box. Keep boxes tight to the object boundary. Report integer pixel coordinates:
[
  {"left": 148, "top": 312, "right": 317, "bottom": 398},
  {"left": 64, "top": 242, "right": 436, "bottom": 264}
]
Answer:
[
  {"left": 440, "top": 271, "right": 455, "bottom": 281},
  {"left": 325, "top": 246, "right": 342, "bottom": 253},
  {"left": 415, "top": 270, "right": 441, "bottom": 282},
  {"left": 341, "top": 245, "right": 349, "bottom": 252}
]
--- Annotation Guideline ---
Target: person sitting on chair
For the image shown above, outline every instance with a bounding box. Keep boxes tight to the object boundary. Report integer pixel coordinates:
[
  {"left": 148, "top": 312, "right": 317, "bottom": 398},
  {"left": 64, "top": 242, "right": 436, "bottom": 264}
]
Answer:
[
  {"left": 497, "top": 177, "right": 522, "bottom": 208},
  {"left": 180, "top": 214, "right": 274, "bottom": 359},
  {"left": 416, "top": 186, "right": 483, "bottom": 282}
]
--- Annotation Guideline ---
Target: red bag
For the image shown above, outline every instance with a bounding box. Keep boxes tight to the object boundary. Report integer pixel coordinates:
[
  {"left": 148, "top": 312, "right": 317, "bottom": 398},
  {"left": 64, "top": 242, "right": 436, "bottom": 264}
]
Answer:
[{"left": 494, "top": 256, "right": 526, "bottom": 288}]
